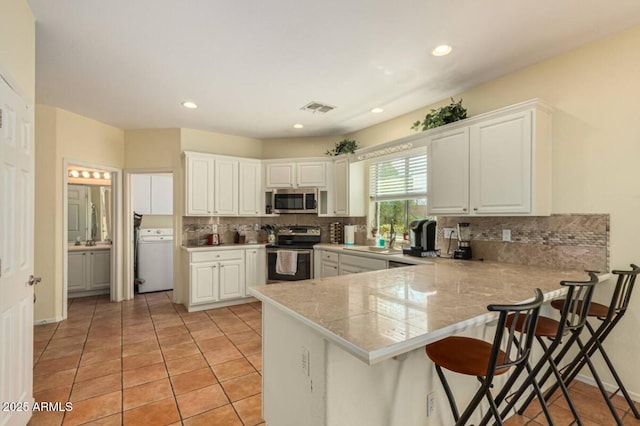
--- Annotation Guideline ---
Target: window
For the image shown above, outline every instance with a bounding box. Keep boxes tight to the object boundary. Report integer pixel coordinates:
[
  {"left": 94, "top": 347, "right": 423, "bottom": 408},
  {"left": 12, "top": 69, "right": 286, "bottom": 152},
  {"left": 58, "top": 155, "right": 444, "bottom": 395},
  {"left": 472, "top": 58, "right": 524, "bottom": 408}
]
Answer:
[{"left": 369, "top": 149, "right": 428, "bottom": 237}]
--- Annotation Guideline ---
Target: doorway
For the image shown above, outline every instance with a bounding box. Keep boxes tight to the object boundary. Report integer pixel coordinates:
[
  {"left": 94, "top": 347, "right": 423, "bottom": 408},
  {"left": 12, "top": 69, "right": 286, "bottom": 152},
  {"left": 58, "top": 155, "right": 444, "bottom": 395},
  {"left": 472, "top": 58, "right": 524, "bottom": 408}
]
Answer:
[
  {"left": 62, "top": 160, "right": 122, "bottom": 319},
  {"left": 124, "top": 170, "right": 174, "bottom": 300}
]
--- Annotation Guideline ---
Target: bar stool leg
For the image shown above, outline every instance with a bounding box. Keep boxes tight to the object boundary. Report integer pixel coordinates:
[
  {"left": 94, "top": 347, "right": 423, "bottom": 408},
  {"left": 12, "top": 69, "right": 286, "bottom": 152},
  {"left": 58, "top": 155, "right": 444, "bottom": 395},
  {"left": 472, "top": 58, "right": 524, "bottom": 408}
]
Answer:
[{"left": 435, "top": 364, "right": 460, "bottom": 422}]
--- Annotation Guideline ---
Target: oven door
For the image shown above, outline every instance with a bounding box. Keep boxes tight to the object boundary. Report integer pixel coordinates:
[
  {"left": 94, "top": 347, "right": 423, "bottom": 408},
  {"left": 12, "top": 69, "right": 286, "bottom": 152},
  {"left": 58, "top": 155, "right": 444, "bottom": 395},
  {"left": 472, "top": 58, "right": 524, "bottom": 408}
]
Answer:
[{"left": 266, "top": 249, "right": 313, "bottom": 283}]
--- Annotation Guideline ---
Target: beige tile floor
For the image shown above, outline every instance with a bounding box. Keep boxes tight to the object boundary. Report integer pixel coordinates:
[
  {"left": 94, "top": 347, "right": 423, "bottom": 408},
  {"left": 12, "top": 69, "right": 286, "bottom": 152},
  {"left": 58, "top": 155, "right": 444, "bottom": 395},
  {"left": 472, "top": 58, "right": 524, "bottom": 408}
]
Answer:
[
  {"left": 28, "top": 291, "right": 640, "bottom": 425},
  {"left": 29, "top": 292, "right": 264, "bottom": 425}
]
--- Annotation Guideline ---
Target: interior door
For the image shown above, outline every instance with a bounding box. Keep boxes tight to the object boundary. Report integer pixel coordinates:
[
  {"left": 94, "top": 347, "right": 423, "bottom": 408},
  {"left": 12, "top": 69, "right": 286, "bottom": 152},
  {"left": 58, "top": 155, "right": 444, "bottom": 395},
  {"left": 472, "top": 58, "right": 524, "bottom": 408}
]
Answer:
[{"left": 0, "top": 77, "right": 35, "bottom": 425}]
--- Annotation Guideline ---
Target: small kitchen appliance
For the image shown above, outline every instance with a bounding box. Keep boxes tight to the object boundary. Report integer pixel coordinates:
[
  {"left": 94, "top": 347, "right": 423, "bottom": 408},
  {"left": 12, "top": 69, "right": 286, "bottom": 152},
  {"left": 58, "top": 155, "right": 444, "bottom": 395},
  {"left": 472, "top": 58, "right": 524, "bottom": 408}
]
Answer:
[
  {"left": 453, "top": 222, "right": 473, "bottom": 260},
  {"left": 403, "top": 219, "right": 437, "bottom": 257}
]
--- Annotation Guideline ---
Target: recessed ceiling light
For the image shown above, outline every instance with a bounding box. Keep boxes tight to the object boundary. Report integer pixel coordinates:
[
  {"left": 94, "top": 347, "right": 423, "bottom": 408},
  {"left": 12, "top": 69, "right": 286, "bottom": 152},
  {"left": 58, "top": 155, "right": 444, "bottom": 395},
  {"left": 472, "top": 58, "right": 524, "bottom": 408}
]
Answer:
[
  {"left": 181, "top": 101, "right": 198, "bottom": 109},
  {"left": 371, "top": 108, "right": 384, "bottom": 114},
  {"left": 293, "top": 124, "right": 304, "bottom": 129},
  {"left": 432, "top": 44, "right": 452, "bottom": 56}
]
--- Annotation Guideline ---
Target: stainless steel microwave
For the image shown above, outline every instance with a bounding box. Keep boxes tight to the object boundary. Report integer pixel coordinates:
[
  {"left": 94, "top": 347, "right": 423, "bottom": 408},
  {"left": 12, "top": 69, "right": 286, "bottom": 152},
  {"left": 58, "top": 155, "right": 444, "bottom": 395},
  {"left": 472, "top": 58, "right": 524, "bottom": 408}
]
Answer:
[{"left": 272, "top": 188, "right": 317, "bottom": 214}]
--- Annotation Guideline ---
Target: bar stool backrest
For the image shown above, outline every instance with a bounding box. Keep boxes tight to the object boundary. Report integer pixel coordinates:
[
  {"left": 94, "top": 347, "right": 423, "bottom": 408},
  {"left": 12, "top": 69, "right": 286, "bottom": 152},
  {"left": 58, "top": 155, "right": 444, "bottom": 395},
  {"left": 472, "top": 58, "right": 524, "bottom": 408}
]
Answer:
[
  {"left": 487, "top": 289, "right": 544, "bottom": 378},
  {"left": 558, "top": 272, "right": 599, "bottom": 335},
  {"left": 606, "top": 264, "right": 640, "bottom": 320}
]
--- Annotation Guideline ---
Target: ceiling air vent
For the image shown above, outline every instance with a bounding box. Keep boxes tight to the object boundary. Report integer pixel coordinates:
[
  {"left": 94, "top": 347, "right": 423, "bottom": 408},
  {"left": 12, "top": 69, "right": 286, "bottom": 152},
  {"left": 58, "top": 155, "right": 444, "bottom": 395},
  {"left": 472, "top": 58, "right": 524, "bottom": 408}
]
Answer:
[{"left": 301, "top": 101, "right": 336, "bottom": 114}]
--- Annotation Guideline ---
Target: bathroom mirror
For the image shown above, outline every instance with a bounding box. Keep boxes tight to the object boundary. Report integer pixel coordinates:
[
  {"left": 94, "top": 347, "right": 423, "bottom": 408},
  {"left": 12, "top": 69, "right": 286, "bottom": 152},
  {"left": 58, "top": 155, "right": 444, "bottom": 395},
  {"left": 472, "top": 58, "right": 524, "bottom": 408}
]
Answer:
[{"left": 68, "top": 184, "right": 112, "bottom": 242}]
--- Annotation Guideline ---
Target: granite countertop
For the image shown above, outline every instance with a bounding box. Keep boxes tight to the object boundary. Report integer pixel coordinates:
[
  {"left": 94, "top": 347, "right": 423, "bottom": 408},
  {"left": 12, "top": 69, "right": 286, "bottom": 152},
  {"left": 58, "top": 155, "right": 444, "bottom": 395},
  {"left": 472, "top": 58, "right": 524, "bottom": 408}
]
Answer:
[
  {"left": 68, "top": 244, "right": 112, "bottom": 252},
  {"left": 249, "top": 258, "right": 610, "bottom": 365},
  {"left": 181, "top": 243, "right": 268, "bottom": 252}
]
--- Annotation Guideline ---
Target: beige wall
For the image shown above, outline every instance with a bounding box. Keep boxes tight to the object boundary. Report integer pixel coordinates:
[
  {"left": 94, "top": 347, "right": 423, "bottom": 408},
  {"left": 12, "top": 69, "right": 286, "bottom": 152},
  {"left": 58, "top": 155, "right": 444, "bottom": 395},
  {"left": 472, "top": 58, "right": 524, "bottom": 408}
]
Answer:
[
  {"left": 181, "top": 128, "right": 262, "bottom": 158},
  {"left": 261, "top": 136, "right": 343, "bottom": 159},
  {"left": 34, "top": 106, "right": 125, "bottom": 321},
  {"left": 348, "top": 25, "right": 640, "bottom": 394},
  {"left": 124, "top": 129, "right": 181, "bottom": 169},
  {"left": 0, "top": 0, "right": 35, "bottom": 103}
]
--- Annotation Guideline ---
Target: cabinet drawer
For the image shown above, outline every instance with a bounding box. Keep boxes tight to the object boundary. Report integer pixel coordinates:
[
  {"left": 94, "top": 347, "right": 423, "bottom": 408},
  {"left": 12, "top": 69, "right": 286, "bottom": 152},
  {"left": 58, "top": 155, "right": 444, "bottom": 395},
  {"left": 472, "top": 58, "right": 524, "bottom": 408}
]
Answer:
[
  {"left": 340, "top": 254, "right": 386, "bottom": 271},
  {"left": 191, "top": 250, "right": 244, "bottom": 263},
  {"left": 321, "top": 251, "right": 339, "bottom": 263}
]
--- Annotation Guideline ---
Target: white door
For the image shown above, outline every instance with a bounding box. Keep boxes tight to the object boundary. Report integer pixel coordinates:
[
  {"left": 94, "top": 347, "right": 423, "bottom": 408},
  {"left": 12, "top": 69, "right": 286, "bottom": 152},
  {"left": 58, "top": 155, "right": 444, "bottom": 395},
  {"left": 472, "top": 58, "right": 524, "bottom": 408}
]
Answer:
[
  {"left": 239, "top": 161, "right": 261, "bottom": 216},
  {"left": 0, "top": 78, "right": 36, "bottom": 426},
  {"left": 67, "top": 184, "right": 88, "bottom": 241},
  {"left": 150, "top": 175, "right": 173, "bottom": 215},
  {"left": 185, "top": 154, "right": 214, "bottom": 216},
  {"left": 131, "top": 174, "right": 152, "bottom": 215},
  {"left": 219, "top": 259, "right": 244, "bottom": 300},
  {"left": 297, "top": 162, "right": 326, "bottom": 187},
  {"left": 333, "top": 159, "right": 349, "bottom": 216}
]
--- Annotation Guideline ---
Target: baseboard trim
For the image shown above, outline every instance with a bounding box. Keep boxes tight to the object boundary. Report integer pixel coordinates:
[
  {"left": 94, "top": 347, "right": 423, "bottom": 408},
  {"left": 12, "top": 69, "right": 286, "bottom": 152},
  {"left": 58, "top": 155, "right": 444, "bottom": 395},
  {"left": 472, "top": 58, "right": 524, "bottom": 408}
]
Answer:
[
  {"left": 576, "top": 373, "right": 640, "bottom": 402},
  {"left": 34, "top": 317, "right": 62, "bottom": 325}
]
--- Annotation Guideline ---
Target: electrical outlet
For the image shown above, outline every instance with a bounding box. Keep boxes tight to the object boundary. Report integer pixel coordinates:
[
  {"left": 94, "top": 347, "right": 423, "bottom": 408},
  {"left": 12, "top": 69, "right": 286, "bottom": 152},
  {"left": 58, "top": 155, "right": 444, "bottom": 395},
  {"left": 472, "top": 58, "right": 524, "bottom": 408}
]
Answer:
[
  {"left": 212, "top": 225, "right": 217, "bottom": 233},
  {"left": 502, "top": 229, "right": 511, "bottom": 242},
  {"left": 301, "top": 347, "right": 310, "bottom": 376},
  {"left": 443, "top": 227, "right": 458, "bottom": 239},
  {"left": 427, "top": 392, "right": 435, "bottom": 417}
]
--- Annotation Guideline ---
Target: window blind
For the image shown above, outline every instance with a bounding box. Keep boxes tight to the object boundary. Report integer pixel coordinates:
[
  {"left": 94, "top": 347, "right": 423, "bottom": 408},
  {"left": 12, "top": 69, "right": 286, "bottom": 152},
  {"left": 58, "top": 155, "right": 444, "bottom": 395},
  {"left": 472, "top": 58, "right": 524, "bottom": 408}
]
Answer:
[{"left": 369, "top": 152, "right": 427, "bottom": 201}]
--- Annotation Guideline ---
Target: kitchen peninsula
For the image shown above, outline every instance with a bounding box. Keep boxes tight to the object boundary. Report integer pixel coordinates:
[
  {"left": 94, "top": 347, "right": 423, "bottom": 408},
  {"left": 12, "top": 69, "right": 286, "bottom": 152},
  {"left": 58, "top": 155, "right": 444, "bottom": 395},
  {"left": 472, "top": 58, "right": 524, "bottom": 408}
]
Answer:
[{"left": 249, "top": 259, "right": 608, "bottom": 426}]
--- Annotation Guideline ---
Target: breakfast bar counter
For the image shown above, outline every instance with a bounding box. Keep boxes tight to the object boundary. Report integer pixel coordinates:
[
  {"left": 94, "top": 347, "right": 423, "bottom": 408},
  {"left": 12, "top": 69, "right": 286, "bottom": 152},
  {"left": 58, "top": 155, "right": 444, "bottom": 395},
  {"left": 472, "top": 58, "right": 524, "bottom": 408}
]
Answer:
[{"left": 249, "top": 260, "right": 609, "bottom": 426}]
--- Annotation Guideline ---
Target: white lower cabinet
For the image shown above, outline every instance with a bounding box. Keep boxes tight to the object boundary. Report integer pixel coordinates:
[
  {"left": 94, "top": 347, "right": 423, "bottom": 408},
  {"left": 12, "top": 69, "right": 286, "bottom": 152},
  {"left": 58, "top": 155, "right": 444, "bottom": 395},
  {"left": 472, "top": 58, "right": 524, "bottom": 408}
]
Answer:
[
  {"left": 189, "top": 250, "right": 245, "bottom": 306},
  {"left": 315, "top": 249, "right": 386, "bottom": 278},
  {"left": 186, "top": 247, "right": 266, "bottom": 310},
  {"left": 245, "top": 247, "right": 266, "bottom": 296},
  {"left": 68, "top": 249, "right": 111, "bottom": 294}
]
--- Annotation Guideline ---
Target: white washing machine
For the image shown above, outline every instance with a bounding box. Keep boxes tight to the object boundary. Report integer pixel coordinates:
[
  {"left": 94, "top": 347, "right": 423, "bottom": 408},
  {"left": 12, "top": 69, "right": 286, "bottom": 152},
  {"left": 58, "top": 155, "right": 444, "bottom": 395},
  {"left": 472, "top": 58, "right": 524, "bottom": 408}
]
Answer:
[{"left": 137, "top": 228, "right": 173, "bottom": 293}]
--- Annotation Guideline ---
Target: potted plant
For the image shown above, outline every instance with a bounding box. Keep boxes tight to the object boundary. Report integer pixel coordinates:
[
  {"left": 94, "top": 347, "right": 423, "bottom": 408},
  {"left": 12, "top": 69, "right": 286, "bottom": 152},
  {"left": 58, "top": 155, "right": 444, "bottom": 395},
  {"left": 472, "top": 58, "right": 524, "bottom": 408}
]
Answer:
[
  {"left": 326, "top": 139, "right": 358, "bottom": 156},
  {"left": 411, "top": 98, "right": 467, "bottom": 131}
]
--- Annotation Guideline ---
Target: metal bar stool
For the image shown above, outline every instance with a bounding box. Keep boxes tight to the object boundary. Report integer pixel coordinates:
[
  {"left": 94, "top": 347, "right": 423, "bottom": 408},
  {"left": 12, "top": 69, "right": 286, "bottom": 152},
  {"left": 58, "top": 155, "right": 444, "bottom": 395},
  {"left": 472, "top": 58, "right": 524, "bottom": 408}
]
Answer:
[
  {"left": 498, "top": 272, "right": 599, "bottom": 426},
  {"left": 539, "top": 264, "right": 640, "bottom": 425},
  {"left": 425, "top": 289, "right": 544, "bottom": 426}
]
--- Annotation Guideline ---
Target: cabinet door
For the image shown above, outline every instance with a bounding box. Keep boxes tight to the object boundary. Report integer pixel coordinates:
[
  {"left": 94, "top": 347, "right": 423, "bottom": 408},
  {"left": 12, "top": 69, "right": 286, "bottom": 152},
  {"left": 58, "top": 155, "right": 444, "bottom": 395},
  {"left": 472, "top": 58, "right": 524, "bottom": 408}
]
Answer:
[
  {"left": 239, "top": 161, "right": 261, "bottom": 216},
  {"left": 333, "top": 158, "right": 349, "bottom": 216},
  {"left": 90, "top": 250, "right": 111, "bottom": 290},
  {"left": 427, "top": 128, "right": 470, "bottom": 215},
  {"left": 338, "top": 264, "right": 361, "bottom": 275},
  {"left": 68, "top": 252, "right": 89, "bottom": 292},
  {"left": 470, "top": 111, "right": 532, "bottom": 214},
  {"left": 266, "top": 163, "right": 295, "bottom": 188},
  {"left": 186, "top": 154, "right": 214, "bottom": 216},
  {"left": 191, "top": 262, "right": 219, "bottom": 305},
  {"left": 245, "top": 248, "right": 266, "bottom": 295},
  {"left": 321, "top": 261, "right": 339, "bottom": 278},
  {"left": 151, "top": 175, "right": 173, "bottom": 215},
  {"left": 297, "top": 162, "right": 327, "bottom": 187},
  {"left": 219, "top": 259, "right": 245, "bottom": 300},
  {"left": 214, "top": 159, "right": 239, "bottom": 215},
  {"left": 132, "top": 175, "right": 151, "bottom": 215}
]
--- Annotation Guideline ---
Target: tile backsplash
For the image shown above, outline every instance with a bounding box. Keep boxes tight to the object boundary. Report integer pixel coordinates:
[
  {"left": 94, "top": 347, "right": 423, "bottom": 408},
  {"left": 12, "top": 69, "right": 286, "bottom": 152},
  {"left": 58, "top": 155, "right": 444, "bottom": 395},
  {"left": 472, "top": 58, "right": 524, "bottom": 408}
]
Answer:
[
  {"left": 182, "top": 215, "right": 367, "bottom": 246},
  {"left": 437, "top": 214, "right": 609, "bottom": 271}
]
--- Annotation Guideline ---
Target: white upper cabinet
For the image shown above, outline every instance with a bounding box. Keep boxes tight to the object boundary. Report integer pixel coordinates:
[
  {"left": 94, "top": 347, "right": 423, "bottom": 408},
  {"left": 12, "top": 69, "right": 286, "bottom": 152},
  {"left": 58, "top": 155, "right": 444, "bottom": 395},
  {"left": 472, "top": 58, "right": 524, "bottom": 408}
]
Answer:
[
  {"left": 239, "top": 160, "right": 262, "bottom": 216},
  {"left": 265, "top": 160, "right": 329, "bottom": 188},
  {"left": 185, "top": 152, "right": 262, "bottom": 217},
  {"left": 333, "top": 158, "right": 365, "bottom": 217},
  {"left": 185, "top": 153, "right": 215, "bottom": 216},
  {"left": 297, "top": 162, "right": 327, "bottom": 187},
  {"left": 427, "top": 99, "right": 551, "bottom": 216},
  {"left": 214, "top": 159, "right": 239, "bottom": 215},
  {"left": 427, "top": 128, "right": 470, "bottom": 215},
  {"left": 133, "top": 174, "right": 173, "bottom": 215},
  {"left": 265, "top": 163, "right": 295, "bottom": 188}
]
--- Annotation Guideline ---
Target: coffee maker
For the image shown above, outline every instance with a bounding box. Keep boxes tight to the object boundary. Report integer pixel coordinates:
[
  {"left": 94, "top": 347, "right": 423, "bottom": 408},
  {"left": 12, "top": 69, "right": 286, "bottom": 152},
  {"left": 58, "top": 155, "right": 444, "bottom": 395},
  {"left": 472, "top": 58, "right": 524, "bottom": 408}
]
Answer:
[{"left": 403, "top": 219, "right": 437, "bottom": 257}]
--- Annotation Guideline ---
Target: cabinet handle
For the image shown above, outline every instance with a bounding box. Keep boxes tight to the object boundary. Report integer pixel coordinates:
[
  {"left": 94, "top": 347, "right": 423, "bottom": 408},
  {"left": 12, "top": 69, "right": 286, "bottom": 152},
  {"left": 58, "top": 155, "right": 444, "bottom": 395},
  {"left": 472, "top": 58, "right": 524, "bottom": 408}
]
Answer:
[
  {"left": 213, "top": 265, "right": 217, "bottom": 268},
  {"left": 473, "top": 207, "right": 478, "bottom": 211},
  {"left": 216, "top": 255, "right": 220, "bottom": 258},
  {"left": 82, "top": 253, "right": 86, "bottom": 256},
  {"left": 462, "top": 208, "right": 467, "bottom": 212}
]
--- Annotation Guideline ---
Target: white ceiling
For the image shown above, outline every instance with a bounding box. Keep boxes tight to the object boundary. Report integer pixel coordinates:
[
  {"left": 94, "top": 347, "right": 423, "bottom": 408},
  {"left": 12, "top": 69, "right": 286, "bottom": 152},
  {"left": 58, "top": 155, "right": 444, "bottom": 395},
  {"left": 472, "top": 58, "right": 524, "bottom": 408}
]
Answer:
[{"left": 28, "top": 0, "right": 640, "bottom": 139}]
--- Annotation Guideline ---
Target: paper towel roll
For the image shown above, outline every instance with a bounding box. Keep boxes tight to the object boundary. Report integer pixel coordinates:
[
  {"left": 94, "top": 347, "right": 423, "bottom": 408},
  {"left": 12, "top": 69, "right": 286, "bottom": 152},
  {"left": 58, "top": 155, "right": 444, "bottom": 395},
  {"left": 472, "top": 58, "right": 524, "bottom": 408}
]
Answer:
[{"left": 344, "top": 225, "right": 356, "bottom": 246}]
